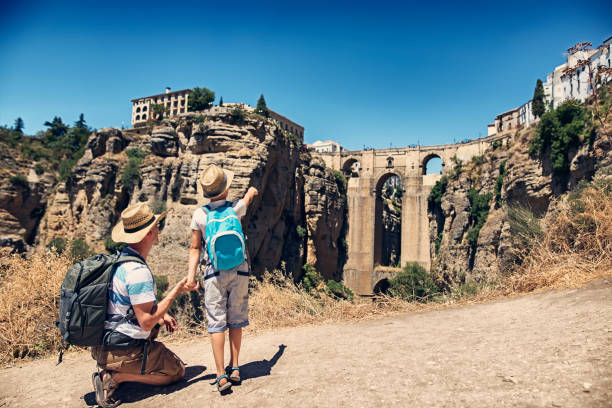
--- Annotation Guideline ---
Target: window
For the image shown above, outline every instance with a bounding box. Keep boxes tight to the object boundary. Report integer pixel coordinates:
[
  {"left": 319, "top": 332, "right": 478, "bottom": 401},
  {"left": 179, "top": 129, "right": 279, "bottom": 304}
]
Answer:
[
  {"left": 173, "top": 109, "right": 177, "bottom": 115},
  {"left": 180, "top": 100, "right": 185, "bottom": 106},
  {"left": 166, "top": 103, "right": 170, "bottom": 108},
  {"left": 136, "top": 107, "right": 141, "bottom": 113},
  {"left": 136, "top": 115, "right": 140, "bottom": 121},
  {"left": 180, "top": 108, "right": 185, "bottom": 113},
  {"left": 143, "top": 106, "right": 147, "bottom": 112},
  {"left": 142, "top": 114, "right": 147, "bottom": 120},
  {"left": 173, "top": 101, "right": 178, "bottom": 107}
]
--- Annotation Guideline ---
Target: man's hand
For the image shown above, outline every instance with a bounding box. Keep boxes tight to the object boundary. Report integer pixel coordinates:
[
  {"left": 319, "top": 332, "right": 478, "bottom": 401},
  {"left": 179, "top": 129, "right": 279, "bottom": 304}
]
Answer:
[
  {"left": 162, "top": 313, "right": 178, "bottom": 333},
  {"left": 248, "top": 186, "right": 259, "bottom": 196},
  {"left": 176, "top": 276, "right": 199, "bottom": 293},
  {"left": 244, "top": 186, "right": 259, "bottom": 207}
]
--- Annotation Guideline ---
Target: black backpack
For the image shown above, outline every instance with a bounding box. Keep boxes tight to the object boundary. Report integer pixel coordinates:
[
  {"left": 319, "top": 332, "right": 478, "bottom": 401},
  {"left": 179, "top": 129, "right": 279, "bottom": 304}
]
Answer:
[{"left": 55, "top": 252, "right": 145, "bottom": 362}]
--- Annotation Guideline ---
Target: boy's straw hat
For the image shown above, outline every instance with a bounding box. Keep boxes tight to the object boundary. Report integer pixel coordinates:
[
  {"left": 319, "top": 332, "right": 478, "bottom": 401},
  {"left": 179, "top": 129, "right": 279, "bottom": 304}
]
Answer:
[
  {"left": 199, "top": 164, "right": 234, "bottom": 204},
  {"left": 111, "top": 203, "right": 168, "bottom": 244}
]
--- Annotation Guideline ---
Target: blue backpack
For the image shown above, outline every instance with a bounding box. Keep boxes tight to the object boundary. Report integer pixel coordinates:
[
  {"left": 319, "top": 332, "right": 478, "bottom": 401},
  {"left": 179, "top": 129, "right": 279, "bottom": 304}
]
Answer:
[{"left": 203, "top": 202, "right": 246, "bottom": 270}]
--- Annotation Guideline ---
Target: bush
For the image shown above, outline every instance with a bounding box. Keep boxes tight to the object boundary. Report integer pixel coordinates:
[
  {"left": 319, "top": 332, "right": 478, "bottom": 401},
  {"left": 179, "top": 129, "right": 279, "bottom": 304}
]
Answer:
[
  {"left": 70, "top": 238, "right": 93, "bottom": 261},
  {"left": 428, "top": 175, "right": 448, "bottom": 208},
  {"left": 34, "top": 164, "right": 44, "bottom": 175},
  {"left": 9, "top": 174, "right": 28, "bottom": 189},
  {"left": 230, "top": 107, "right": 245, "bottom": 125},
  {"left": 121, "top": 148, "right": 148, "bottom": 191},
  {"left": 104, "top": 237, "right": 126, "bottom": 253},
  {"left": 47, "top": 237, "right": 67, "bottom": 254},
  {"left": 296, "top": 225, "right": 306, "bottom": 238},
  {"left": 506, "top": 205, "right": 542, "bottom": 251},
  {"left": 154, "top": 274, "right": 169, "bottom": 300},
  {"left": 301, "top": 263, "right": 322, "bottom": 293},
  {"left": 326, "top": 280, "right": 354, "bottom": 300},
  {"left": 389, "top": 262, "right": 440, "bottom": 302},
  {"left": 466, "top": 188, "right": 493, "bottom": 249},
  {"left": 494, "top": 160, "right": 507, "bottom": 208}
]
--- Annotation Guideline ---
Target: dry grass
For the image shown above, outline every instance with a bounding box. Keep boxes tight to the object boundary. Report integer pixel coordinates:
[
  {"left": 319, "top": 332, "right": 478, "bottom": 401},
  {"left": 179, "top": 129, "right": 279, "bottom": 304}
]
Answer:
[
  {"left": 0, "top": 249, "right": 70, "bottom": 365},
  {"left": 500, "top": 178, "right": 612, "bottom": 294},
  {"left": 0, "top": 179, "right": 610, "bottom": 365}
]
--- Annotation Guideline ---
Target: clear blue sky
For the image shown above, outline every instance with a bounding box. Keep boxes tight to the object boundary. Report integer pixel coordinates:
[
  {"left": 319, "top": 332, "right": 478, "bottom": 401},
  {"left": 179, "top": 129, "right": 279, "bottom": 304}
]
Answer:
[{"left": 1, "top": 0, "right": 610, "bottom": 151}]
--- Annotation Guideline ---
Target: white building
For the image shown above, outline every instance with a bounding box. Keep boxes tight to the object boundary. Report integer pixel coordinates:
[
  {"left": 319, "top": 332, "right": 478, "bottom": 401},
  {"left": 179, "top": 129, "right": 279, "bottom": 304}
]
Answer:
[
  {"left": 307, "top": 140, "right": 344, "bottom": 153},
  {"left": 131, "top": 87, "right": 191, "bottom": 126}
]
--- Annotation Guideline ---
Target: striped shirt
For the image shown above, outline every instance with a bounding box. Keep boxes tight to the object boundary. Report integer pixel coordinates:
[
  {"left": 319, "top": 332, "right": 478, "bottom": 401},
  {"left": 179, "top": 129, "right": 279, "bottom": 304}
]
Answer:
[{"left": 104, "top": 247, "right": 157, "bottom": 339}]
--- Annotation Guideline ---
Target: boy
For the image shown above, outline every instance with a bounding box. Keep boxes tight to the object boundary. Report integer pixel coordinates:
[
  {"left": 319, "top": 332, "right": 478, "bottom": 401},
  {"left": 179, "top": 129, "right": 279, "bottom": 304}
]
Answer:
[{"left": 186, "top": 164, "right": 258, "bottom": 392}]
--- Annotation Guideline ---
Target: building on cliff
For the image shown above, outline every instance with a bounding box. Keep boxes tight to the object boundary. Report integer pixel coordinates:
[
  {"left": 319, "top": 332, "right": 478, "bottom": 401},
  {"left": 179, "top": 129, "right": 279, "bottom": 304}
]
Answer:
[
  {"left": 306, "top": 140, "right": 344, "bottom": 153},
  {"left": 130, "top": 88, "right": 304, "bottom": 141},
  {"left": 131, "top": 87, "right": 191, "bottom": 126},
  {"left": 489, "top": 35, "right": 611, "bottom": 137}
]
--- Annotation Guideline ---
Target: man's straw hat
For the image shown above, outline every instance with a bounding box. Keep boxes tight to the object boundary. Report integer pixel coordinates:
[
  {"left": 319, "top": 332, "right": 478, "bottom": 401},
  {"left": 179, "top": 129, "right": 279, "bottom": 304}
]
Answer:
[
  {"left": 199, "top": 164, "right": 234, "bottom": 204},
  {"left": 111, "top": 203, "right": 168, "bottom": 244}
]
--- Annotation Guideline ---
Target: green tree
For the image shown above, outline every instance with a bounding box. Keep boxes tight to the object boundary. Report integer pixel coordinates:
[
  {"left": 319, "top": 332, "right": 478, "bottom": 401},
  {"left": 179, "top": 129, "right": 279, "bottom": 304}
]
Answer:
[
  {"left": 389, "top": 262, "right": 439, "bottom": 302},
  {"left": 532, "top": 79, "right": 546, "bottom": 118},
  {"left": 219, "top": 96, "right": 224, "bottom": 107},
  {"left": 74, "top": 113, "right": 87, "bottom": 130},
  {"left": 13, "top": 117, "right": 24, "bottom": 134},
  {"left": 43, "top": 116, "right": 68, "bottom": 142},
  {"left": 187, "top": 87, "right": 215, "bottom": 111},
  {"left": 150, "top": 104, "right": 168, "bottom": 122},
  {"left": 255, "top": 94, "right": 269, "bottom": 117}
]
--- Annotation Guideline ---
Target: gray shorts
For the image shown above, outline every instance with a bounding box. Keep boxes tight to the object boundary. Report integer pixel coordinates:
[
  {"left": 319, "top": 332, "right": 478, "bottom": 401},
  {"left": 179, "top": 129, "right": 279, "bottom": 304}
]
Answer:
[{"left": 201, "top": 264, "right": 250, "bottom": 333}]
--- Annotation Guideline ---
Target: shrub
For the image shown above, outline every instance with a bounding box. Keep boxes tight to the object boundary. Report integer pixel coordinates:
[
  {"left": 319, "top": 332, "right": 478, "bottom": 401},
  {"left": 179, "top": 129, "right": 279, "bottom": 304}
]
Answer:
[
  {"left": 471, "top": 155, "right": 484, "bottom": 165},
  {"left": 47, "top": 237, "right": 67, "bottom": 254},
  {"left": 9, "top": 174, "right": 28, "bottom": 189},
  {"left": 230, "top": 107, "right": 245, "bottom": 125},
  {"left": 301, "top": 263, "right": 322, "bottom": 293},
  {"left": 428, "top": 175, "right": 448, "bottom": 208},
  {"left": 389, "top": 262, "right": 439, "bottom": 302},
  {"left": 34, "top": 164, "right": 44, "bottom": 175},
  {"left": 494, "top": 160, "right": 507, "bottom": 208},
  {"left": 296, "top": 225, "right": 306, "bottom": 238},
  {"left": 154, "top": 274, "right": 169, "bottom": 300},
  {"left": 492, "top": 140, "right": 501, "bottom": 150},
  {"left": 125, "top": 148, "right": 148, "bottom": 161},
  {"left": 326, "top": 280, "right": 354, "bottom": 300},
  {"left": 466, "top": 188, "right": 493, "bottom": 249},
  {"left": 332, "top": 170, "right": 347, "bottom": 195},
  {"left": 104, "top": 237, "right": 127, "bottom": 253},
  {"left": 506, "top": 205, "right": 542, "bottom": 251},
  {"left": 194, "top": 114, "right": 206, "bottom": 124},
  {"left": 70, "top": 238, "right": 93, "bottom": 261}
]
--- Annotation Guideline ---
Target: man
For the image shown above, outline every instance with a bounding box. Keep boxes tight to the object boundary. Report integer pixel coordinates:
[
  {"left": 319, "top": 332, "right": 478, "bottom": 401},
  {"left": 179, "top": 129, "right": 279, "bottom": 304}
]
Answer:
[{"left": 91, "top": 203, "right": 198, "bottom": 408}]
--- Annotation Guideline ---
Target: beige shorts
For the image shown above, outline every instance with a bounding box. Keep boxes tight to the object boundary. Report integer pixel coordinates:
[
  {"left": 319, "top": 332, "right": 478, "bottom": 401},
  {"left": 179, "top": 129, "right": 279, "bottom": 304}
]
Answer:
[{"left": 91, "top": 333, "right": 184, "bottom": 377}]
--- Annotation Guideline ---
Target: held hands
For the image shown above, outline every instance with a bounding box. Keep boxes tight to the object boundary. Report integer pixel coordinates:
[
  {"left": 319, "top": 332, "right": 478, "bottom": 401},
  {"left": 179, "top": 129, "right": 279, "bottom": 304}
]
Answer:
[{"left": 177, "top": 276, "right": 199, "bottom": 292}]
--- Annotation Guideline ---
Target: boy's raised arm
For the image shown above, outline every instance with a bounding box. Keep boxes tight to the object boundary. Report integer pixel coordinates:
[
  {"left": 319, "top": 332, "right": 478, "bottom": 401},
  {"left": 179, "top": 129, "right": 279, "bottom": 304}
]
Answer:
[{"left": 242, "top": 186, "right": 258, "bottom": 207}]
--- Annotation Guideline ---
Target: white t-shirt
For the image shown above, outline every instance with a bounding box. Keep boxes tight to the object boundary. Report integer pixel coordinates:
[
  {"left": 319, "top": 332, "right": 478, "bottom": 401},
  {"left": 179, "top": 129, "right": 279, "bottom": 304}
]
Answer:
[{"left": 190, "top": 199, "right": 249, "bottom": 271}]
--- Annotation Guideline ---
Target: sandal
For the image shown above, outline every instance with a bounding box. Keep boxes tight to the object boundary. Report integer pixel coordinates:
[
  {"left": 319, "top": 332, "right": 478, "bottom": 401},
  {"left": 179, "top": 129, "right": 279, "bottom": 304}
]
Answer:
[
  {"left": 92, "top": 371, "right": 121, "bottom": 408},
  {"left": 216, "top": 374, "right": 232, "bottom": 392},
  {"left": 227, "top": 366, "right": 241, "bottom": 383}
]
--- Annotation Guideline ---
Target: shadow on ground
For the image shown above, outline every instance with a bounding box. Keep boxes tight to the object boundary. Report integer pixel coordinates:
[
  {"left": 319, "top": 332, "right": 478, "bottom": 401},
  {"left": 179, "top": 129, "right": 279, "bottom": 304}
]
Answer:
[{"left": 83, "top": 344, "right": 286, "bottom": 404}]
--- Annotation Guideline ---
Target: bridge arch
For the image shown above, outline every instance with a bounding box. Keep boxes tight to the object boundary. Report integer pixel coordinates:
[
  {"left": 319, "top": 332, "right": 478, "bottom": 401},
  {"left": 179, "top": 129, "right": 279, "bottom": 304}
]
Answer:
[
  {"left": 422, "top": 153, "right": 444, "bottom": 175},
  {"left": 373, "top": 278, "right": 391, "bottom": 295},
  {"left": 374, "top": 171, "right": 403, "bottom": 267},
  {"left": 342, "top": 157, "right": 361, "bottom": 177}
]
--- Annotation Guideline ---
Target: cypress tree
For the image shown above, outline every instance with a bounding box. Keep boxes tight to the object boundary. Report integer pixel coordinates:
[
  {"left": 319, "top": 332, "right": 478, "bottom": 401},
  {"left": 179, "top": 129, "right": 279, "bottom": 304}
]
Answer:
[
  {"left": 255, "top": 94, "right": 269, "bottom": 117},
  {"left": 532, "top": 79, "right": 546, "bottom": 118}
]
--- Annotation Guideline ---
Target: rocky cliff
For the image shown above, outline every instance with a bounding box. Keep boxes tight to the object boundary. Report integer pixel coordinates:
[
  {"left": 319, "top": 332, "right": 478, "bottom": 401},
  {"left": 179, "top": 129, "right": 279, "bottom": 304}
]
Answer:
[
  {"left": 429, "top": 124, "right": 611, "bottom": 288},
  {"left": 1, "top": 109, "right": 347, "bottom": 281}
]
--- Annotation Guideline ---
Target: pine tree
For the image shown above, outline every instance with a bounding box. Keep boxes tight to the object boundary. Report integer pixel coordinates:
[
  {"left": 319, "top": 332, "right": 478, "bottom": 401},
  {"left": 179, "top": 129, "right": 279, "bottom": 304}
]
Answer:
[
  {"left": 219, "top": 96, "right": 224, "bottom": 107},
  {"left": 532, "top": 79, "right": 546, "bottom": 118},
  {"left": 13, "top": 117, "right": 24, "bottom": 134},
  {"left": 255, "top": 94, "right": 269, "bottom": 117},
  {"left": 74, "top": 113, "right": 87, "bottom": 129}
]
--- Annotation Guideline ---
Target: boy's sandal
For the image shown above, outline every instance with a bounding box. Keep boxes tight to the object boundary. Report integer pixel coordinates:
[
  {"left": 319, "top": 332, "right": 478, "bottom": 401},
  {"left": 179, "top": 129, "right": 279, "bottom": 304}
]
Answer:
[
  {"left": 227, "top": 366, "right": 241, "bottom": 383},
  {"left": 216, "top": 374, "right": 232, "bottom": 392},
  {"left": 92, "top": 371, "right": 121, "bottom": 408}
]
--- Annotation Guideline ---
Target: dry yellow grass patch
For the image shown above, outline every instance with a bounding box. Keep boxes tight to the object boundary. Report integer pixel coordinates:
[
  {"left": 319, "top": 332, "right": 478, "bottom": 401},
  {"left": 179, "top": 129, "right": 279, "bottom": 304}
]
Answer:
[{"left": 0, "top": 249, "right": 70, "bottom": 365}]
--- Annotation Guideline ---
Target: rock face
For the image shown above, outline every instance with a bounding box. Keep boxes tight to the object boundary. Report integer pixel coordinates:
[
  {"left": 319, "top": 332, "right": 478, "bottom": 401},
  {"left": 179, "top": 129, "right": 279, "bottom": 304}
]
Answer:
[
  {"left": 0, "top": 145, "right": 55, "bottom": 253},
  {"left": 23, "top": 109, "right": 347, "bottom": 281},
  {"left": 429, "top": 127, "right": 611, "bottom": 288}
]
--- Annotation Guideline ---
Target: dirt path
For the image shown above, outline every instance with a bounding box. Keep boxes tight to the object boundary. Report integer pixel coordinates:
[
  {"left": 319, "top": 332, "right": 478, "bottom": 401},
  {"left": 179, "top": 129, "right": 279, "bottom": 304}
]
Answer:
[{"left": 1, "top": 280, "right": 611, "bottom": 408}]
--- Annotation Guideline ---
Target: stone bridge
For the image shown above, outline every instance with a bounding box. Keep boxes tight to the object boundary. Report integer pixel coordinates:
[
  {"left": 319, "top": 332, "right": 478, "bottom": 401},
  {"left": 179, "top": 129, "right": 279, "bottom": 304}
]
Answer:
[{"left": 313, "top": 134, "right": 509, "bottom": 295}]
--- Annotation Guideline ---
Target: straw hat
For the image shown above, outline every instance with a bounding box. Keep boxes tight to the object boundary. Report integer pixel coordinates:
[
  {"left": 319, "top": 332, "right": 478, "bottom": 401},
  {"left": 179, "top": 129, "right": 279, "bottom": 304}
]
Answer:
[
  {"left": 111, "top": 203, "right": 168, "bottom": 244},
  {"left": 199, "top": 164, "right": 234, "bottom": 204}
]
